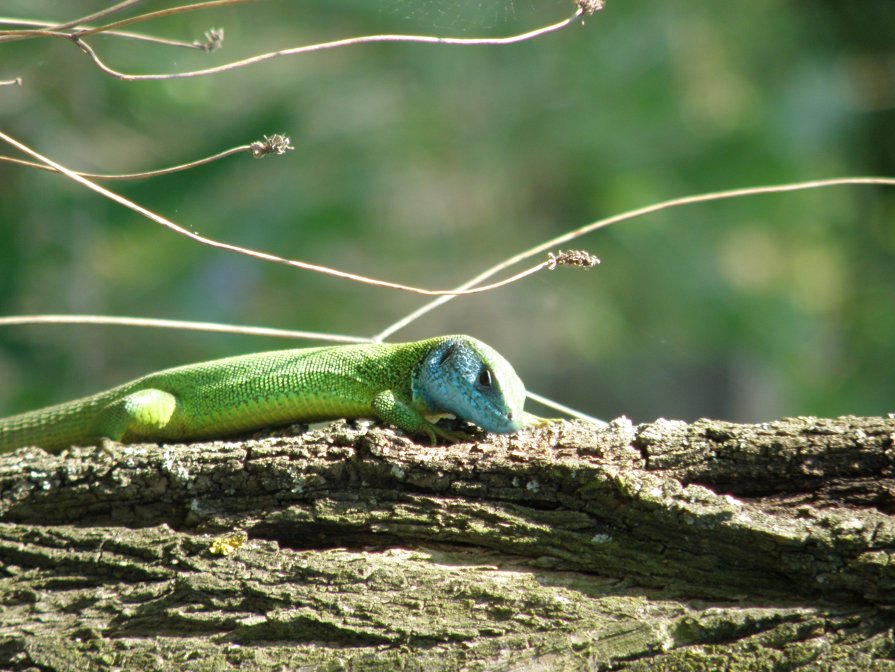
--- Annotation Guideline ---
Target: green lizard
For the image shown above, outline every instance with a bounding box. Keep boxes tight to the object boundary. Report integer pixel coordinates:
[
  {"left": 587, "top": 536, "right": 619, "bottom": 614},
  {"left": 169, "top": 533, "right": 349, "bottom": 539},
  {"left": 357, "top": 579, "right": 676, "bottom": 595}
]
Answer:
[{"left": 0, "top": 335, "right": 539, "bottom": 453}]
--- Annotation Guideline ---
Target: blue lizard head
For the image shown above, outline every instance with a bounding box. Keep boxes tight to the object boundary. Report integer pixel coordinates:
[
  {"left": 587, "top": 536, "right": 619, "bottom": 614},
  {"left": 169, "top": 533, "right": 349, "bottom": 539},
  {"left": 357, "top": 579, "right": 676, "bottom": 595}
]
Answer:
[{"left": 411, "top": 335, "right": 526, "bottom": 434}]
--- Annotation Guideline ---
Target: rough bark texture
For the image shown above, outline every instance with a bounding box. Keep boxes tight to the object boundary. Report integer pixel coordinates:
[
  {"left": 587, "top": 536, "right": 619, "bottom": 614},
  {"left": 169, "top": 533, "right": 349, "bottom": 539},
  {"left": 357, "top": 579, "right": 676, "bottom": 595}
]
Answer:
[{"left": 1, "top": 415, "right": 894, "bottom": 671}]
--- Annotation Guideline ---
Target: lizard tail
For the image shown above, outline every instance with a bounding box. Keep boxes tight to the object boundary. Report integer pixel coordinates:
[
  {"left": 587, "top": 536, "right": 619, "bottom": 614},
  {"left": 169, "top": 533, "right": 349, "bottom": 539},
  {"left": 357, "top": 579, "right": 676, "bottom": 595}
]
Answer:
[{"left": 0, "top": 396, "right": 106, "bottom": 453}]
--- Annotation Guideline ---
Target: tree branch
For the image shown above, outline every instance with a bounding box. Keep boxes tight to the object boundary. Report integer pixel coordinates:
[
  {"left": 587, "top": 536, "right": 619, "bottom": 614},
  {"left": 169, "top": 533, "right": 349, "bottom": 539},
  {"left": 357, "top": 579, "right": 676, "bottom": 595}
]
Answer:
[{"left": 1, "top": 415, "right": 893, "bottom": 668}]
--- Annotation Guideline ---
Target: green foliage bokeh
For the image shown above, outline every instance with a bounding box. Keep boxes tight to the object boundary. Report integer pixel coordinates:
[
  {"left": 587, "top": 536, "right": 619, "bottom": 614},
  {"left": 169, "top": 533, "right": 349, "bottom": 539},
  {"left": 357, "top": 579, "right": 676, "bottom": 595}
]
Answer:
[{"left": 0, "top": 0, "right": 892, "bottom": 423}]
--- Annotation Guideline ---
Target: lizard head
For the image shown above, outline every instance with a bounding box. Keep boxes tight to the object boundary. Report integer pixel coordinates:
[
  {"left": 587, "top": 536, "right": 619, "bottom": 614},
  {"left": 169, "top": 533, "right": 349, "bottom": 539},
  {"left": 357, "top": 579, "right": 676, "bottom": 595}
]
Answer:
[{"left": 412, "top": 335, "right": 526, "bottom": 434}]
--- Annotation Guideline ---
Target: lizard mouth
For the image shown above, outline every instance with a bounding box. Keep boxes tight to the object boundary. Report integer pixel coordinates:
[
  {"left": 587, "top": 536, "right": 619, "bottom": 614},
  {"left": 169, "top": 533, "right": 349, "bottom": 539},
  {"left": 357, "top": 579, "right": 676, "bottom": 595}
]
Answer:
[{"left": 479, "top": 407, "right": 522, "bottom": 434}]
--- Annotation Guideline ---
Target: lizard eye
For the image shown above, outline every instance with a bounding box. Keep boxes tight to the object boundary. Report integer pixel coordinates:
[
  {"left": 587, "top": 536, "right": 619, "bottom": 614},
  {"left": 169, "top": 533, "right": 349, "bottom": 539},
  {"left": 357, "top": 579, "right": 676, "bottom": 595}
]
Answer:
[{"left": 478, "top": 368, "right": 493, "bottom": 388}]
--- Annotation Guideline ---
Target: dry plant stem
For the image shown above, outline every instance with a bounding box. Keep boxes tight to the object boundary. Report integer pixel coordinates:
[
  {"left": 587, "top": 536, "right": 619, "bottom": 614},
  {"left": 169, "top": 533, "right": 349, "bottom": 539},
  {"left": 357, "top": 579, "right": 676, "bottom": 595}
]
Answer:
[
  {"left": 74, "top": 0, "right": 260, "bottom": 38},
  {"left": 1, "top": 144, "right": 262, "bottom": 181},
  {"left": 74, "top": 10, "right": 585, "bottom": 81},
  {"left": 525, "top": 389, "right": 606, "bottom": 426},
  {"left": 0, "top": 0, "right": 142, "bottom": 43},
  {"left": 0, "top": 315, "right": 367, "bottom": 345},
  {"left": 375, "top": 176, "right": 895, "bottom": 340},
  {"left": 0, "top": 18, "right": 210, "bottom": 49},
  {"left": 49, "top": 0, "right": 142, "bottom": 32},
  {"left": 0, "top": 131, "right": 554, "bottom": 297}
]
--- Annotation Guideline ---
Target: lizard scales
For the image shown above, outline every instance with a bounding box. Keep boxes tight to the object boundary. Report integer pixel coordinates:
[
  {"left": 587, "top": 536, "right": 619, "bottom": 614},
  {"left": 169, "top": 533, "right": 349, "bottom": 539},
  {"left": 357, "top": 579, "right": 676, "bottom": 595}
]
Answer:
[{"left": 0, "top": 335, "right": 531, "bottom": 452}]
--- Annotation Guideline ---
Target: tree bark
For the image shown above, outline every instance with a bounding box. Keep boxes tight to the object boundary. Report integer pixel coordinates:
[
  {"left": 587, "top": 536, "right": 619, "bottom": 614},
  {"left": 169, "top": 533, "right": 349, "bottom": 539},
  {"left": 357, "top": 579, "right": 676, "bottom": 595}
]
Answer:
[{"left": 1, "top": 415, "right": 894, "bottom": 671}]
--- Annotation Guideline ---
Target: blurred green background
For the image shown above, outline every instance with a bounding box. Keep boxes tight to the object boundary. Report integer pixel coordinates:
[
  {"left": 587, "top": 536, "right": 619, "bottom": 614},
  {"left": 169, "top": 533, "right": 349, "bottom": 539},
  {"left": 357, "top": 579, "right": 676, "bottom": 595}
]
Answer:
[{"left": 0, "top": 0, "right": 892, "bottom": 424}]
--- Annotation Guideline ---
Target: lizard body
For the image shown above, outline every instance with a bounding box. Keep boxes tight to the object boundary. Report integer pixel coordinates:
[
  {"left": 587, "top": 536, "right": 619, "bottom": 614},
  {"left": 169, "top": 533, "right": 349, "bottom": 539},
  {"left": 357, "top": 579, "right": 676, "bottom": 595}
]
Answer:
[{"left": 0, "top": 335, "right": 534, "bottom": 452}]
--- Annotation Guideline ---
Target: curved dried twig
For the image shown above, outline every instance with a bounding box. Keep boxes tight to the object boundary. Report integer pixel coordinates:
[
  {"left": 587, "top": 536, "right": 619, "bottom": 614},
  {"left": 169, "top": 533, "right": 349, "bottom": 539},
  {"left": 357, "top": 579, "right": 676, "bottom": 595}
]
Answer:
[
  {"left": 0, "top": 131, "right": 579, "bottom": 297},
  {"left": 73, "top": 10, "right": 586, "bottom": 81},
  {"left": 376, "top": 176, "right": 895, "bottom": 339}
]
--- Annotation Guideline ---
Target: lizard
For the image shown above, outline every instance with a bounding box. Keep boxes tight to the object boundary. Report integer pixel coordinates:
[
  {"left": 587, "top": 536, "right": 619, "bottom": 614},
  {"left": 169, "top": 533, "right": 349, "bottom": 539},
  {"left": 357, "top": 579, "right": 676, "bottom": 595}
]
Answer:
[{"left": 0, "top": 335, "right": 541, "bottom": 453}]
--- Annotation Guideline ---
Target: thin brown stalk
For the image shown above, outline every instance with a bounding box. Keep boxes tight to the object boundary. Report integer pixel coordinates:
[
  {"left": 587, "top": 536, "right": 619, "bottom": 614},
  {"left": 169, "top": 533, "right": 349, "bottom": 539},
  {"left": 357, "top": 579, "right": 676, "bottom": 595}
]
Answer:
[
  {"left": 0, "top": 0, "right": 141, "bottom": 43},
  {"left": 0, "top": 17, "right": 211, "bottom": 49},
  {"left": 74, "top": 0, "right": 259, "bottom": 38},
  {"left": 0, "top": 315, "right": 367, "bottom": 344},
  {"left": 49, "top": 0, "right": 143, "bottom": 32},
  {"left": 74, "top": 10, "right": 584, "bottom": 81},
  {"left": 375, "top": 176, "right": 895, "bottom": 339},
  {"left": 0, "top": 136, "right": 291, "bottom": 181},
  {"left": 0, "top": 131, "right": 560, "bottom": 297}
]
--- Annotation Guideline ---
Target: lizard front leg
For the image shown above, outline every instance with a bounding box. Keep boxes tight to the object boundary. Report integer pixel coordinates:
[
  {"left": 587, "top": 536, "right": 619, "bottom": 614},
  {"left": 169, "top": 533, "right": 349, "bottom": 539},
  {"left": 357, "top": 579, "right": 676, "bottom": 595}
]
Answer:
[{"left": 371, "top": 390, "right": 463, "bottom": 444}]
